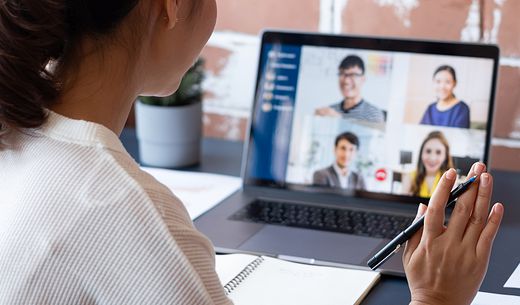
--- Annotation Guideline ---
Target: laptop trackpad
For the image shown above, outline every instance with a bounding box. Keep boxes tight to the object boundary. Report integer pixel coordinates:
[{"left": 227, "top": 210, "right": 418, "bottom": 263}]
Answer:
[{"left": 238, "top": 225, "right": 382, "bottom": 265}]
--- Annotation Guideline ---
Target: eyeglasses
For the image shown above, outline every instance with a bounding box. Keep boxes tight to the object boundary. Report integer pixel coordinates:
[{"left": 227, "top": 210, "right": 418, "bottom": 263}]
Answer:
[{"left": 338, "top": 72, "right": 364, "bottom": 79}]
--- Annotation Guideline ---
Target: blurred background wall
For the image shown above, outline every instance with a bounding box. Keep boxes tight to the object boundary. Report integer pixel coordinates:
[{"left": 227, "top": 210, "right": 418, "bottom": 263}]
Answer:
[{"left": 127, "top": 0, "right": 520, "bottom": 171}]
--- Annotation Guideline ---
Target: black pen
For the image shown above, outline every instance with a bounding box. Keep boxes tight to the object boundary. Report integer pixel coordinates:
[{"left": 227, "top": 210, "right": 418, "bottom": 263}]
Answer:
[{"left": 367, "top": 175, "right": 478, "bottom": 270}]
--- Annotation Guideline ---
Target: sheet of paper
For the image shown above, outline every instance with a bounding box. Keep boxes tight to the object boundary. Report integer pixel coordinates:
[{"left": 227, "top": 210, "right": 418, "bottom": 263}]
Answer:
[
  {"left": 505, "top": 262, "right": 520, "bottom": 289},
  {"left": 141, "top": 167, "right": 242, "bottom": 220},
  {"left": 472, "top": 291, "right": 520, "bottom": 305}
]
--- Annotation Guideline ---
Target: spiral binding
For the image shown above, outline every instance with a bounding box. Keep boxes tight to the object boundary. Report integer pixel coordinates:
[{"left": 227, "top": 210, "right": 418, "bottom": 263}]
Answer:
[{"left": 223, "top": 256, "right": 265, "bottom": 295}]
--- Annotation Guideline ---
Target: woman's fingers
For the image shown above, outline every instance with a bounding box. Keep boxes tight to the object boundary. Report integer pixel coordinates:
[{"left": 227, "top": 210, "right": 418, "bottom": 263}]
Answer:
[
  {"left": 446, "top": 162, "right": 486, "bottom": 241},
  {"left": 422, "top": 168, "right": 456, "bottom": 242},
  {"left": 462, "top": 173, "right": 493, "bottom": 246},
  {"left": 476, "top": 203, "right": 504, "bottom": 260},
  {"left": 403, "top": 203, "right": 427, "bottom": 265}
]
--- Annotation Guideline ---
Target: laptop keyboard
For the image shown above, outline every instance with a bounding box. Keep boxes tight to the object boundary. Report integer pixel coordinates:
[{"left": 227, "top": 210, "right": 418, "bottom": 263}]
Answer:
[{"left": 230, "top": 200, "right": 415, "bottom": 239}]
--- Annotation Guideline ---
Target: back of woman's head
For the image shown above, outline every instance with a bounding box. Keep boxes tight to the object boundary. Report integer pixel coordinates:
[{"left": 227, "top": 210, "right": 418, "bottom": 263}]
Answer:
[{"left": 0, "top": 0, "right": 139, "bottom": 146}]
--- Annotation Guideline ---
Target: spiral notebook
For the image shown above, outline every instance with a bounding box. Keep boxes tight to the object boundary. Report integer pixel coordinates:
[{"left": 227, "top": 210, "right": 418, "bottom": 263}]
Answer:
[{"left": 215, "top": 253, "right": 380, "bottom": 305}]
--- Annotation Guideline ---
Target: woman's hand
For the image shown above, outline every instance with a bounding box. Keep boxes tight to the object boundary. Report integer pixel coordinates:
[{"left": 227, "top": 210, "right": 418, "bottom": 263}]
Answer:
[{"left": 403, "top": 163, "right": 504, "bottom": 305}]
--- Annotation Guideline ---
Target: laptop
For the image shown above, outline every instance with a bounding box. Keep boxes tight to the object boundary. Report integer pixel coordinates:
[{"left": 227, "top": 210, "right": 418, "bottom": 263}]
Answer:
[{"left": 195, "top": 31, "right": 499, "bottom": 275}]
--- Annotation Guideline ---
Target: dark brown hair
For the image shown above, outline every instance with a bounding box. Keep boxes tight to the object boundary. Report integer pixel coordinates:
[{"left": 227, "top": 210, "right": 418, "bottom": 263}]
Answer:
[
  {"left": 433, "top": 65, "right": 457, "bottom": 83},
  {"left": 338, "top": 55, "right": 365, "bottom": 74},
  {"left": 334, "top": 131, "right": 360, "bottom": 149},
  {"left": 411, "top": 131, "right": 454, "bottom": 196},
  {"left": 0, "top": 0, "right": 139, "bottom": 145}
]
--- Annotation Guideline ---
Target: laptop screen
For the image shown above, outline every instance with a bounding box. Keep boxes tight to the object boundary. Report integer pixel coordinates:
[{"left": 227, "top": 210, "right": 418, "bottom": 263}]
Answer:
[{"left": 244, "top": 31, "right": 499, "bottom": 202}]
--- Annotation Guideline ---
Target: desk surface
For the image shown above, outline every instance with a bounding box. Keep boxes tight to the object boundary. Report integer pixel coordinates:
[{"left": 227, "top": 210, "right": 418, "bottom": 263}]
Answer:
[{"left": 121, "top": 128, "right": 520, "bottom": 304}]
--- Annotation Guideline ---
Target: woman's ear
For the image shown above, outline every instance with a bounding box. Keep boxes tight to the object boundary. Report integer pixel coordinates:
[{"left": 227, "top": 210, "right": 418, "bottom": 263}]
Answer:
[{"left": 164, "top": 0, "right": 181, "bottom": 29}]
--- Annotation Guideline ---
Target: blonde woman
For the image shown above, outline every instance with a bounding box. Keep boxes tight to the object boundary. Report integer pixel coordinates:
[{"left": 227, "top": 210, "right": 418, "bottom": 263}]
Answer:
[{"left": 403, "top": 131, "right": 454, "bottom": 197}]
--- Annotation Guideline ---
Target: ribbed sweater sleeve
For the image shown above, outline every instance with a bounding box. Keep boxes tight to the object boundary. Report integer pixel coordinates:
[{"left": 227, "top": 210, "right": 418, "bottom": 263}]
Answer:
[{"left": 0, "top": 110, "right": 232, "bottom": 305}]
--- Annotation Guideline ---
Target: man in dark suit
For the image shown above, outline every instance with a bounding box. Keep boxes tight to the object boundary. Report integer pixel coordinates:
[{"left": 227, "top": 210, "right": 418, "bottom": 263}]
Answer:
[{"left": 312, "top": 132, "right": 366, "bottom": 190}]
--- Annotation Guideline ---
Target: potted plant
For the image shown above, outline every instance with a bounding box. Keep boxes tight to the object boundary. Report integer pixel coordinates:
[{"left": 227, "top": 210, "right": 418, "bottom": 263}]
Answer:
[{"left": 136, "top": 58, "right": 205, "bottom": 168}]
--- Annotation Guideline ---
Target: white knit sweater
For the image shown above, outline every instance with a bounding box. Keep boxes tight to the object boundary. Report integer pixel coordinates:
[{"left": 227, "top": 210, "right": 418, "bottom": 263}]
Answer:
[{"left": 0, "top": 110, "right": 232, "bottom": 305}]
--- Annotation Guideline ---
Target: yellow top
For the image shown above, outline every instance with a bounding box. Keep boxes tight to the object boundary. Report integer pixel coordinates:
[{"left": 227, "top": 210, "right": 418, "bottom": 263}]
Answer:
[{"left": 411, "top": 171, "right": 442, "bottom": 198}]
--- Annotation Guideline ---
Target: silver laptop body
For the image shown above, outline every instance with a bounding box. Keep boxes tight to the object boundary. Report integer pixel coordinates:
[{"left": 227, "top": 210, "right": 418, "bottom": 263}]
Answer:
[{"left": 196, "top": 31, "right": 499, "bottom": 275}]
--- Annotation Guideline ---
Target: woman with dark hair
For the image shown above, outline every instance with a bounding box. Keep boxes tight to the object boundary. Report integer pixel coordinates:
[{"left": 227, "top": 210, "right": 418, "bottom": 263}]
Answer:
[
  {"left": 420, "top": 65, "right": 471, "bottom": 128},
  {"left": 403, "top": 131, "right": 454, "bottom": 197},
  {"left": 0, "top": 1, "right": 228, "bottom": 304},
  {"left": 0, "top": 1, "right": 503, "bottom": 305}
]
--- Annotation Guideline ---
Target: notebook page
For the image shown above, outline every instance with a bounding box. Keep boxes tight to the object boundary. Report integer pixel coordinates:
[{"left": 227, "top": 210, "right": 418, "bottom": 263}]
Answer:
[
  {"left": 215, "top": 253, "right": 260, "bottom": 287},
  {"left": 227, "top": 256, "right": 380, "bottom": 305}
]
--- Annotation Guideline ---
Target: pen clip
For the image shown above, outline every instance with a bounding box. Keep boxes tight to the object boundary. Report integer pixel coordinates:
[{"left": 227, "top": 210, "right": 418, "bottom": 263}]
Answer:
[{"left": 370, "top": 244, "right": 402, "bottom": 270}]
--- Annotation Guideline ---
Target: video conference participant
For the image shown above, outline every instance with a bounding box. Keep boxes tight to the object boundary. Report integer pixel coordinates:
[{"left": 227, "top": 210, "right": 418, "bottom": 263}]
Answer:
[
  {"left": 314, "top": 55, "right": 386, "bottom": 123},
  {"left": 420, "top": 65, "right": 470, "bottom": 128},
  {"left": 402, "top": 131, "right": 454, "bottom": 197},
  {"left": 313, "top": 132, "right": 366, "bottom": 190}
]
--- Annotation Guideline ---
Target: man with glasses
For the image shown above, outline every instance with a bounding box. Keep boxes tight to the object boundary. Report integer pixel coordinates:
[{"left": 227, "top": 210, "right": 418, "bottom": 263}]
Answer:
[{"left": 315, "top": 55, "right": 386, "bottom": 123}]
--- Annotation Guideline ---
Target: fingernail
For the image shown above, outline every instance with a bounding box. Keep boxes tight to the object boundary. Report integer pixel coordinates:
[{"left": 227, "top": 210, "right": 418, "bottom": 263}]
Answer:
[
  {"left": 493, "top": 203, "right": 504, "bottom": 214},
  {"left": 446, "top": 168, "right": 456, "bottom": 180},
  {"left": 481, "top": 173, "right": 489, "bottom": 186},
  {"left": 475, "top": 162, "right": 485, "bottom": 175},
  {"left": 420, "top": 203, "right": 427, "bottom": 214},
  {"left": 416, "top": 203, "right": 427, "bottom": 219}
]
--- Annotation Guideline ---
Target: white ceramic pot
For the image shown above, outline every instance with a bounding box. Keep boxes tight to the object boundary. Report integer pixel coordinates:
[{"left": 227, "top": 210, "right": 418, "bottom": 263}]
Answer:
[{"left": 135, "top": 100, "right": 201, "bottom": 168}]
